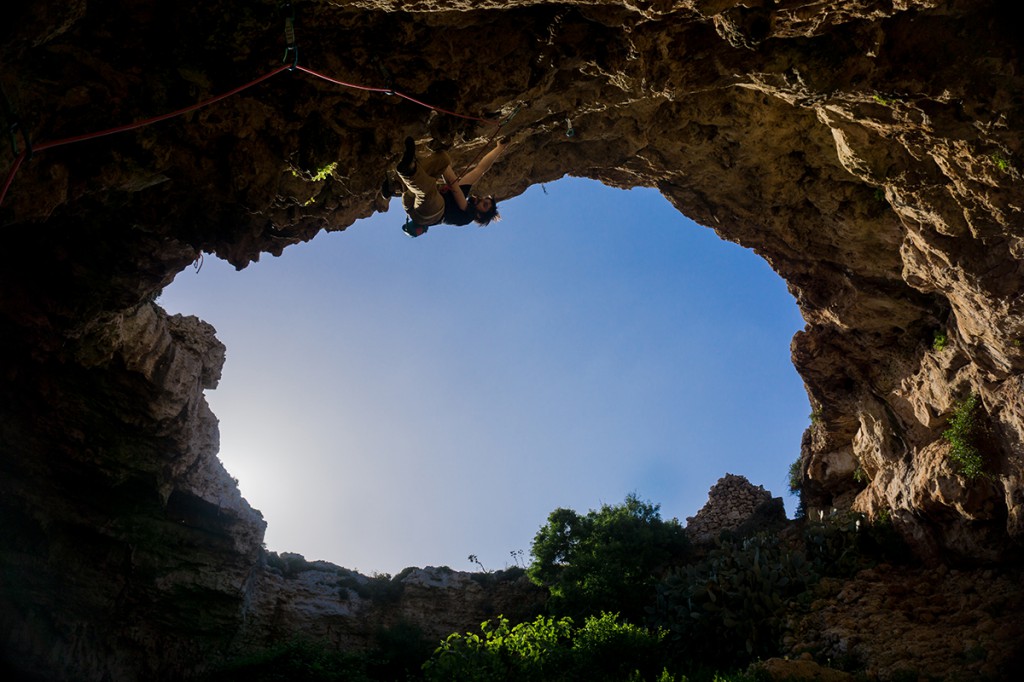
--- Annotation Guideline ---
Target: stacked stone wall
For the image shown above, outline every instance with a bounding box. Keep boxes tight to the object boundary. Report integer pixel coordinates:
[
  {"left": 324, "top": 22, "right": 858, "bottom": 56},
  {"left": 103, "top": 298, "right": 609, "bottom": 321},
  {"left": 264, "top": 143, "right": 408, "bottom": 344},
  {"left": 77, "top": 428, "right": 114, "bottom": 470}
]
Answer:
[{"left": 686, "top": 473, "right": 786, "bottom": 543}]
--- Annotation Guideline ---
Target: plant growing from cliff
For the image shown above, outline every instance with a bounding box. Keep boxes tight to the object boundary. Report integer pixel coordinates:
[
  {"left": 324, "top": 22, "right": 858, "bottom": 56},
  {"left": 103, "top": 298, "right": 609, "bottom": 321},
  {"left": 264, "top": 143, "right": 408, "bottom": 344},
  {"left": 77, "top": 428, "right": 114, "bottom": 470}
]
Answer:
[
  {"left": 942, "top": 393, "right": 986, "bottom": 479},
  {"left": 311, "top": 161, "right": 338, "bottom": 182},
  {"left": 991, "top": 152, "right": 1011, "bottom": 173},
  {"left": 872, "top": 93, "right": 898, "bottom": 106},
  {"left": 469, "top": 565, "right": 527, "bottom": 589},
  {"left": 932, "top": 330, "right": 948, "bottom": 352},
  {"left": 289, "top": 160, "right": 338, "bottom": 182},
  {"left": 468, "top": 554, "right": 488, "bottom": 572},
  {"left": 787, "top": 458, "right": 808, "bottom": 519},
  {"left": 528, "top": 494, "right": 690, "bottom": 622},
  {"left": 853, "top": 466, "right": 868, "bottom": 484}
]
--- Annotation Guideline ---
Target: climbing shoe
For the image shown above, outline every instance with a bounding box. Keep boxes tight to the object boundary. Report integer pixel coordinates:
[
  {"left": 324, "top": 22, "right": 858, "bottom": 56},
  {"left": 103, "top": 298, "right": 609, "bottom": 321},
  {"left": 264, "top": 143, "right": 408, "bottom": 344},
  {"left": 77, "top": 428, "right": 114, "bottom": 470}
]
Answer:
[{"left": 402, "top": 220, "right": 428, "bottom": 238}]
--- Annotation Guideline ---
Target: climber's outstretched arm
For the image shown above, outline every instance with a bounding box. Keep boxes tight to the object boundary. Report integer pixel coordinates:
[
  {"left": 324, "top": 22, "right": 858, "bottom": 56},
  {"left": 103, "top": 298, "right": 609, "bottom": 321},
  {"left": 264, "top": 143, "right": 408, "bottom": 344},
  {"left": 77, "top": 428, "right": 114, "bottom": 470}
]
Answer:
[{"left": 459, "top": 138, "right": 508, "bottom": 187}]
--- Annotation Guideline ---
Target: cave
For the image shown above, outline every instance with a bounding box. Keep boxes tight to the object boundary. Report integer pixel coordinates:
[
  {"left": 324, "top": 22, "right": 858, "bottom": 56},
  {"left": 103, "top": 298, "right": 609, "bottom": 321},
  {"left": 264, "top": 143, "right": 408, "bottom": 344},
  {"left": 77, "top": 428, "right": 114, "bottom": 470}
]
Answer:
[{"left": 2, "top": 1, "right": 1023, "bottom": 679}]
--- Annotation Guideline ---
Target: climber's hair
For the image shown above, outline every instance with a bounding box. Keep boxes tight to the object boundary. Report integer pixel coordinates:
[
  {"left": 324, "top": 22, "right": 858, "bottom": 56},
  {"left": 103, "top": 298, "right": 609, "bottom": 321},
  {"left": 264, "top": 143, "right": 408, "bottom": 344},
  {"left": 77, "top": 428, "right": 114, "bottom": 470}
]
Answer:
[{"left": 474, "top": 196, "right": 500, "bottom": 226}]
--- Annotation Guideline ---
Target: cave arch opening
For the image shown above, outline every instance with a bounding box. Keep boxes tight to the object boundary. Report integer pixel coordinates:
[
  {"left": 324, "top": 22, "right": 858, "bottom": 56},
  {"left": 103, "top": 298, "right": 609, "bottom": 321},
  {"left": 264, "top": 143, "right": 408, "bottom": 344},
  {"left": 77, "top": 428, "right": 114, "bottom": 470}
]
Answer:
[{"left": 160, "top": 177, "right": 809, "bottom": 575}]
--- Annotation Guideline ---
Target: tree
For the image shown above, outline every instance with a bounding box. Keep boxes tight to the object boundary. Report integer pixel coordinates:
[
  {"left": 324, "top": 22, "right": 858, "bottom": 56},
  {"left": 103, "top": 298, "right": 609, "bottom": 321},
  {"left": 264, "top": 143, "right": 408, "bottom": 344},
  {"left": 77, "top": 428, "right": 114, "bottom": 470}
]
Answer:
[{"left": 527, "top": 494, "right": 690, "bottom": 622}]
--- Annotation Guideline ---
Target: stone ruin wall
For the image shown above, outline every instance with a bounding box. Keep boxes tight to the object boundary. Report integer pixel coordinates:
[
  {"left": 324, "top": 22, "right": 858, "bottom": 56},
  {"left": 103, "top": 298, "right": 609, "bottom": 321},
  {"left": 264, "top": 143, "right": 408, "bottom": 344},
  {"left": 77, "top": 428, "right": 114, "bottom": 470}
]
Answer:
[{"left": 685, "top": 473, "right": 787, "bottom": 544}]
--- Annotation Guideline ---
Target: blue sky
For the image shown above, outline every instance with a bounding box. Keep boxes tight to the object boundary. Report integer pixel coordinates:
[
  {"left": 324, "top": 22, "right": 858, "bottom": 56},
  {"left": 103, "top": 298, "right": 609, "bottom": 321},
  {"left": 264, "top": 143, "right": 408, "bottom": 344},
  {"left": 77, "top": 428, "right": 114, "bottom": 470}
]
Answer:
[{"left": 159, "top": 177, "right": 809, "bottom": 576}]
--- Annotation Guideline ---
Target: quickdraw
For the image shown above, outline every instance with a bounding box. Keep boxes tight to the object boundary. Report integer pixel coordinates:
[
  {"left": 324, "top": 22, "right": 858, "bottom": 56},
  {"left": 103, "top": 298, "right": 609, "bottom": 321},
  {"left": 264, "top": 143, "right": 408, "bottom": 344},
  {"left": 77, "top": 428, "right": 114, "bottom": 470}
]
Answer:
[{"left": 281, "top": 2, "right": 298, "bottom": 69}]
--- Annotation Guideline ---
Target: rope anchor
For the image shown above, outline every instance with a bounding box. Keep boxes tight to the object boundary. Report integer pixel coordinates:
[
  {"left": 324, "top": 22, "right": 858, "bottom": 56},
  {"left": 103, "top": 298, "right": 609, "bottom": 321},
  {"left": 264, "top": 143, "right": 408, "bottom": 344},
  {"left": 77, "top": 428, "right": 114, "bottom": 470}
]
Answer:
[
  {"left": 372, "top": 57, "right": 397, "bottom": 96},
  {"left": 501, "top": 102, "right": 525, "bottom": 126}
]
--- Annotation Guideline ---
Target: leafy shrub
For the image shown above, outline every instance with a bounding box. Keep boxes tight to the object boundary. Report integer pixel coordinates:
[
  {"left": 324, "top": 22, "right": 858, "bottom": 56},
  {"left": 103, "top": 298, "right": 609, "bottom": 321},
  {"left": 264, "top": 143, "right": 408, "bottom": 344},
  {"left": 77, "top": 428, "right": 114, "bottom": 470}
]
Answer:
[
  {"left": 528, "top": 494, "right": 690, "bottom": 622},
  {"left": 787, "top": 458, "right": 803, "bottom": 493},
  {"left": 422, "top": 613, "right": 672, "bottom": 682},
  {"left": 787, "top": 458, "right": 808, "bottom": 519},
  {"left": 942, "top": 393, "right": 986, "bottom": 479},
  {"left": 570, "top": 612, "right": 670, "bottom": 681},
  {"left": 991, "top": 153, "right": 1011, "bottom": 173},
  {"left": 469, "top": 565, "right": 526, "bottom": 587},
  {"left": 424, "top": 615, "right": 573, "bottom": 682}
]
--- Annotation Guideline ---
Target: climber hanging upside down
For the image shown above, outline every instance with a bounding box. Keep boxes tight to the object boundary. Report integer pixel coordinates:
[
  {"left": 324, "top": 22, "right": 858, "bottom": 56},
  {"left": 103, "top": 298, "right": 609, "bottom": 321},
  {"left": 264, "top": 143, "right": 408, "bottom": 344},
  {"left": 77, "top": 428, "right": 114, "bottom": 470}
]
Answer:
[{"left": 384, "top": 136, "right": 507, "bottom": 236}]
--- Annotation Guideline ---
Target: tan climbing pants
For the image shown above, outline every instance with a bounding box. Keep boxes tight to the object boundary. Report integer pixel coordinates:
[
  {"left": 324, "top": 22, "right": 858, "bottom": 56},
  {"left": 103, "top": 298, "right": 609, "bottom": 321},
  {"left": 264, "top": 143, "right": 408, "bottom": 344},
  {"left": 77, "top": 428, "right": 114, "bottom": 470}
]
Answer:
[{"left": 396, "top": 149, "right": 451, "bottom": 226}]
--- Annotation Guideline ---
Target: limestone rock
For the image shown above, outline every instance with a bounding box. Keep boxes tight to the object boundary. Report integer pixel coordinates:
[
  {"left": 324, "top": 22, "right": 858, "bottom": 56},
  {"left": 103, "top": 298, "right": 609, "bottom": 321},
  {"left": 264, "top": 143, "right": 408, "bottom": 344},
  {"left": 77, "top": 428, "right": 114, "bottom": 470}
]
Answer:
[
  {"left": 788, "top": 563, "right": 1024, "bottom": 681},
  {"left": 236, "top": 558, "right": 544, "bottom": 656},
  {"left": 752, "top": 657, "right": 855, "bottom": 682}
]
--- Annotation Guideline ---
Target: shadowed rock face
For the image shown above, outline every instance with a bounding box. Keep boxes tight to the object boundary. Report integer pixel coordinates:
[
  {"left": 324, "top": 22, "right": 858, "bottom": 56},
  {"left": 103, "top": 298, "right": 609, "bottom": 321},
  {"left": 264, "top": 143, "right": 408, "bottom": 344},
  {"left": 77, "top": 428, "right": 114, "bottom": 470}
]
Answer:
[{"left": 1, "top": 0, "right": 1022, "bottom": 678}]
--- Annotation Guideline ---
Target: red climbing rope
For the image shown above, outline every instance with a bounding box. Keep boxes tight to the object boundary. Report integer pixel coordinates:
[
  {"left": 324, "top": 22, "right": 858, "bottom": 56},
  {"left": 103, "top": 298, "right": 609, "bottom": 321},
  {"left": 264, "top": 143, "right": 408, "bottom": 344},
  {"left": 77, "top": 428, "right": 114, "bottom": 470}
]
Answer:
[
  {"left": 35, "top": 65, "right": 294, "bottom": 155},
  {"left": 294, "top": 65, "right": 499, "bottom": 126},
  {"left": 1, "top": 60, "right": 505, "bottom": 208},
  {"left": 0, "top": 150, "right": 26, "bottom": 208},
  {"left": 0, "top": 64, "right": 293, "bottom": 207}
]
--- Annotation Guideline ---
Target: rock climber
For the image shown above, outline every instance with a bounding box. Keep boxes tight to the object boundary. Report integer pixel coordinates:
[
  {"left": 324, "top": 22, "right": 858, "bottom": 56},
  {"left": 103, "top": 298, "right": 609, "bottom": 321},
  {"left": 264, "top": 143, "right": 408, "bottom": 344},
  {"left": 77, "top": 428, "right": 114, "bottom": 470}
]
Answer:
[{"left": 385, "top": 136, "right": 507, "bottom": 236}]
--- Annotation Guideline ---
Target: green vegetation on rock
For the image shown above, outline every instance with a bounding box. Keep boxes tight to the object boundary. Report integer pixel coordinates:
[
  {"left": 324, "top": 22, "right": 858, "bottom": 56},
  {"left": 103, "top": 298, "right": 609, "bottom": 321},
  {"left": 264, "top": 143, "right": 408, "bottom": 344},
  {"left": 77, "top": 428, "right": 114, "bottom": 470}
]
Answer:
[{"left": 942, "top": 393, "right": 986, "bottom": 480}]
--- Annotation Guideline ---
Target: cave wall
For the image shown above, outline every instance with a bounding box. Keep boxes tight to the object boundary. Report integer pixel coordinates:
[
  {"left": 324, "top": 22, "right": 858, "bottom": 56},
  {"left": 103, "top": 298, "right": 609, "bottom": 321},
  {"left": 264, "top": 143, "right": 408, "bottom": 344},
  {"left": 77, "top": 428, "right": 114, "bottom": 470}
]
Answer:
[{"left": 2, "top": 0, "right": 1023, "bottom": 679}]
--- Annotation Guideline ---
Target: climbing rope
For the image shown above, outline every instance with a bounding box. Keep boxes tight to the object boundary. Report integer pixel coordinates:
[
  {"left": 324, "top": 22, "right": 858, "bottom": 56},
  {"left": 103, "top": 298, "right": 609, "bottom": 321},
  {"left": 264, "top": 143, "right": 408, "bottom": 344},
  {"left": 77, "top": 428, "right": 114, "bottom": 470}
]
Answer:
[
  {"left": 1, "top": 64, "right": 509, "bottom": 207},
  {"left": 1, "top": 64, "right": 293, "bottom": 207},
  {"left": 0, "top": 8, "right": 517, "bottom": 208},
  {"left": 448, "top": 102, "right": 524, "bottom": 187},
  {"left": 295, "top": 65, "right": 499, "bottom": 127}
]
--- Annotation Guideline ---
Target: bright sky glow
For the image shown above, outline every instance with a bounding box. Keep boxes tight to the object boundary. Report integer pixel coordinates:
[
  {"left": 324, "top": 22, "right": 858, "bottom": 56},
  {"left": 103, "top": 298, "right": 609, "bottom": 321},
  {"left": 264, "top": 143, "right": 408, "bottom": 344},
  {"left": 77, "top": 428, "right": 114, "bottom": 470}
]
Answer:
[{"left": 159, "top": 177, "right": 809, "bottom": 576}]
